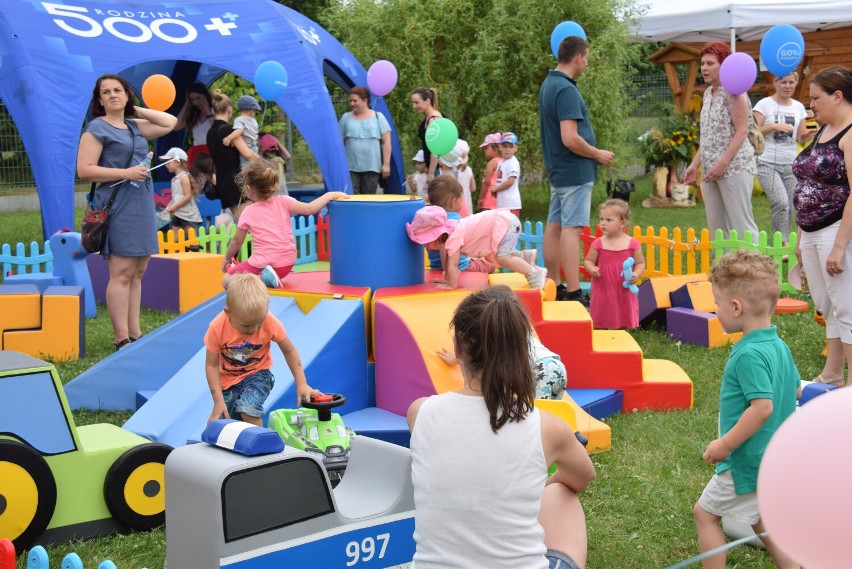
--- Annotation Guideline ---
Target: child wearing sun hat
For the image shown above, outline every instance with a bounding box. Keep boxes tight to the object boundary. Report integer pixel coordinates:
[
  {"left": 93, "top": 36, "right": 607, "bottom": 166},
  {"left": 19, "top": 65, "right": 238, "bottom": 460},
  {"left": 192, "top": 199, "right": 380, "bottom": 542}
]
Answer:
[
  {"left": 406, "top": 204, "right": 546, "bottom": 290},
  {"left": 478, "top": 132, "right": 501, "bottom": 211}
]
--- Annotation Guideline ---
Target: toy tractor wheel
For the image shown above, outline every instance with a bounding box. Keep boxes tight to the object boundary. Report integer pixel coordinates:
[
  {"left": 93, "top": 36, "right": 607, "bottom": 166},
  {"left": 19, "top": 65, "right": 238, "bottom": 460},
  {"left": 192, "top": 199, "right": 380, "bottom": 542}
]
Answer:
[
  {"left": 104, "top": 443, "right": 172, "bottom": 531},
  {"left": 0, "top": 440, "right": 57, "bottom": 552}
]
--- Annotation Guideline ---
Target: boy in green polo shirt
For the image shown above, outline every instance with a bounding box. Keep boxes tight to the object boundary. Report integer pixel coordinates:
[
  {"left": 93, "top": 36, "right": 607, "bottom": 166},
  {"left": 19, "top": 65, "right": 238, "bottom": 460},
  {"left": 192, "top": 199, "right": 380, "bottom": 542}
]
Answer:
[{"left": 694, "top": 249, "right": 800, "bottom": 569}]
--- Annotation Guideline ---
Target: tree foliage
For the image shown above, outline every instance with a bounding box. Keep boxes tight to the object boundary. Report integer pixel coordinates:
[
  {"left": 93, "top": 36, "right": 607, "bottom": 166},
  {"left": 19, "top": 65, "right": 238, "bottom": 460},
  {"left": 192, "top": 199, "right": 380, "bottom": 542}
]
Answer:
[{"left": 320, "top": 0, "right": 644, "bottom": 178}]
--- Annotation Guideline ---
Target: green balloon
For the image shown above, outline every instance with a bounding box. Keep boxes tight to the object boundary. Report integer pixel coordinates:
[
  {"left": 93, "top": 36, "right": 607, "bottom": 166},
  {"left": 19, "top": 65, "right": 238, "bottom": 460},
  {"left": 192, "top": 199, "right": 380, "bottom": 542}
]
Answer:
[{"left": 425, "top": 118, "right": 459, "bottom": 156}]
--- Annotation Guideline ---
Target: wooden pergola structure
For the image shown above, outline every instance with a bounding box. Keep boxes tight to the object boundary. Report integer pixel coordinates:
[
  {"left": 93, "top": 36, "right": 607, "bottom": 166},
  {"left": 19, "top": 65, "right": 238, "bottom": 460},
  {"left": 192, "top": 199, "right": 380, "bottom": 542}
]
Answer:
[{"left": 648, "top": 26, "right": 852, "bottom": 111}]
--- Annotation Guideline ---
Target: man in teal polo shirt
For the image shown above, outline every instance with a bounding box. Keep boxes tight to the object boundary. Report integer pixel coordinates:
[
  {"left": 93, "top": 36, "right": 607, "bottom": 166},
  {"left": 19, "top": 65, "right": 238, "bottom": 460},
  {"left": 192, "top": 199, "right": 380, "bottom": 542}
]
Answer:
[{"left": 539, "top": 36, "right": 614, "bottom": 303}]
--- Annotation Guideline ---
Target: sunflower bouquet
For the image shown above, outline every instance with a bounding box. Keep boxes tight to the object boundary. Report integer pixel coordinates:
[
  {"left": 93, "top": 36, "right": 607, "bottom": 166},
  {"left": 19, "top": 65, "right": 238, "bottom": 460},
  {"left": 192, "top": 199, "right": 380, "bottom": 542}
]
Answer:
[{"left": 639, "top": 103, "right": 699, "bottom": 170}]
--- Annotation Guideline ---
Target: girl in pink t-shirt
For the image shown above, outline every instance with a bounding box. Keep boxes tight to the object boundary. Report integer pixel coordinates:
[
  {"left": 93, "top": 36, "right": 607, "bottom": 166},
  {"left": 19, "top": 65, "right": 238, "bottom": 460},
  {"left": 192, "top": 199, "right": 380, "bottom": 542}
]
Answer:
[
  {"left": 583, "top": 199, "right": 646, "bottom": 329},
  {"left": 406, "top": 206, "right": 546, "bottom": 289},
  {"left": 221, "top": 158, "right": 347, "bottom": 289}
]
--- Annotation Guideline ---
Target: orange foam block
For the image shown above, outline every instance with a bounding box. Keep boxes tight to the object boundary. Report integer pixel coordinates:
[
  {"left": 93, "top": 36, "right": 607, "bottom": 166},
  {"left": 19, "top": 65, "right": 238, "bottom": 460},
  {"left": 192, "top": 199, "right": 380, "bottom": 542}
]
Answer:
[
  {"left": 669, "top": 280, "right": 717, "bottom": 312},
  {"left": 639, "top": 273, "right": 708, "bottom": 326},
  {"left": 144, "top": 253, "right": 225, "bottom": 313},
  {"left": 774, "top": 297, "right": 809, "bottom": 314},
  {"left": 0, "top": 284, "right": 41, "bottom": 343},
  {"left": 4, "top": 286, "right": 84, "bottom": 360}
]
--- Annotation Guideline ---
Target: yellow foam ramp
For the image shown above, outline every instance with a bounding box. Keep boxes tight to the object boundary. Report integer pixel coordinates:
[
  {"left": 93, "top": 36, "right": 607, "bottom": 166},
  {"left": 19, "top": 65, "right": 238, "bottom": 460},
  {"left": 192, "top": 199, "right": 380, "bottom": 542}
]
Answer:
[{"left": 535, "top": 398, "right": 611, "bottom": 454}]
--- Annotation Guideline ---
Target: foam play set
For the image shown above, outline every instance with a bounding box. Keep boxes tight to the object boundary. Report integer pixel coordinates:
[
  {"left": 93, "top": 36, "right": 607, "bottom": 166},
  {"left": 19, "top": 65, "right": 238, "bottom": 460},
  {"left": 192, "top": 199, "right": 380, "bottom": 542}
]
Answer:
[
  {"left": 0, "top": 352, "right": 171, "bottom": 553},
  {"left": 2, "top": 231, "right": 96, "bottom": 319},
  {"left": 65, "top": 197, "right": 694, "bottom": 461}
]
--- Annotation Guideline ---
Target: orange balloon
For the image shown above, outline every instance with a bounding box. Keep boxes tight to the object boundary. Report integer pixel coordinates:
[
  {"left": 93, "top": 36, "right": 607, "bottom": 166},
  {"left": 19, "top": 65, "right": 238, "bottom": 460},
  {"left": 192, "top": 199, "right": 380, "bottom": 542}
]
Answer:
[{"left": 141, "top": 74, "right": 176, "bottom": 111}]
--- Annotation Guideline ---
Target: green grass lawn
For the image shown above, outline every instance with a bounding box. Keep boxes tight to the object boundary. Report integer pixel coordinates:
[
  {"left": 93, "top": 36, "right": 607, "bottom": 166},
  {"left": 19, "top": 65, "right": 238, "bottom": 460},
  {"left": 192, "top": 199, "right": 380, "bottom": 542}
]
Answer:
[{"left": 5, "top": 178, "right": 824, "bottom": 568}]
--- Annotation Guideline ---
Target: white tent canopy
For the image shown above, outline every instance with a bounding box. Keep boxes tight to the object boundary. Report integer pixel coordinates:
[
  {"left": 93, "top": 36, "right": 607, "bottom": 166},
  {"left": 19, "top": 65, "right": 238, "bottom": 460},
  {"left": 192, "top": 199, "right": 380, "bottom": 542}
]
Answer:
[{"left": 632, "top": 0, "right": 852, "bottom": 43}]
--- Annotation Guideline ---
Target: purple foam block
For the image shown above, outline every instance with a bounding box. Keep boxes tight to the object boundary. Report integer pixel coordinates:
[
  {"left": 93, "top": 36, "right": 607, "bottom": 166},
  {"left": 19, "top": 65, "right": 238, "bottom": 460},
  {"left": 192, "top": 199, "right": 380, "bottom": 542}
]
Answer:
[{"left": 666, "top": 307, "right": 711, "bottom": 346}]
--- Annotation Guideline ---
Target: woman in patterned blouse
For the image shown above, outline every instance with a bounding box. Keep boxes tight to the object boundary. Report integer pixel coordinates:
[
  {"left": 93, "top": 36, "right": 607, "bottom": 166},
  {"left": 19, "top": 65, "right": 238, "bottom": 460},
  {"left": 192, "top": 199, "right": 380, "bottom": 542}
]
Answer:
[{"left": 683, "top": 42, "right": 759, "bottom": 241}]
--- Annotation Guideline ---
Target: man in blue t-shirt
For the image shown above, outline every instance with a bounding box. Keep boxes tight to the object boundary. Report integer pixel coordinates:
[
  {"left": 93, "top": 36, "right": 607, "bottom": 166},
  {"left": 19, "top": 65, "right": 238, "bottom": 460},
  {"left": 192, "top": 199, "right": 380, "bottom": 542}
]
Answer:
[{"left": 539, "top": 36, "right": 614, "bottom": 304}]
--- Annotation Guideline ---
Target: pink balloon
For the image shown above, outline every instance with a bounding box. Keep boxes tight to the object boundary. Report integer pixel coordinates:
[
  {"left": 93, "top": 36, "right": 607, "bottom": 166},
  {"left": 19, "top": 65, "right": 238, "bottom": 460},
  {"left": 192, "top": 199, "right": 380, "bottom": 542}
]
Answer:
[
  {"left": 367, "top": 60, "right": 398, "bottom": 97},
  {"left": 758, "top": 388, "right": 852, "bottom": 567},
  {"left": 719, "top": 52, "right": 757, "bottom": 95}
]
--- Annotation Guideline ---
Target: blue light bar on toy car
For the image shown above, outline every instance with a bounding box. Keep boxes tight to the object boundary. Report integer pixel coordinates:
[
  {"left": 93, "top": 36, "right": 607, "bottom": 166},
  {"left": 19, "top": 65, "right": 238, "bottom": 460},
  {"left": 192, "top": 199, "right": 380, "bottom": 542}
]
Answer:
[{"left": 202, "top": 419, "right": 285, "bottom": 456}]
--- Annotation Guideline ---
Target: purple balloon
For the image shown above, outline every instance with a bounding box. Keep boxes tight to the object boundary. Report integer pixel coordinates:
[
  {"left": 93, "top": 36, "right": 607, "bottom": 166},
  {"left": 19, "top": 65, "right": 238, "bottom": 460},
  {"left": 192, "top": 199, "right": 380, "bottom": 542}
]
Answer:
[
  {"left": 719, "top": 52, "right": 757, "bottom": 96},
  {"left": 367, "top": 60, "right": 398, "bottom": 97}
]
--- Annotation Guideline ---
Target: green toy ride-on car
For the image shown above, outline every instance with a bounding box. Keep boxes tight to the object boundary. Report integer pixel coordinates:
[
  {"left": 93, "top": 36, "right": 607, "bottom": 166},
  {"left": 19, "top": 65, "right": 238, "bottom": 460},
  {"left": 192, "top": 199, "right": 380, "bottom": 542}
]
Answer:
[{"left": 267, "top": 393, "right": 354, "bottom": 487}]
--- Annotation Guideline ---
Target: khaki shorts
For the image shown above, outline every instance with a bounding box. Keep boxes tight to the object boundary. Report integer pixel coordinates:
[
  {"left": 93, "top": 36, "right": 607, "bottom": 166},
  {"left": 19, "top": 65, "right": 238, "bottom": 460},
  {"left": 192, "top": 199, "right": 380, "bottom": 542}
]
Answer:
[{"left": 698, "top": 470, "right": 760, "bottom": 525}]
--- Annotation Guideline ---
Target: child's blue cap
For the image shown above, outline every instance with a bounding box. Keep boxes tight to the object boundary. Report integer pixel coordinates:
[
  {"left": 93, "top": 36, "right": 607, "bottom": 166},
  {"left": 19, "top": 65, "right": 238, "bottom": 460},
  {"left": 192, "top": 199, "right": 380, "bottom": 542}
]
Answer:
[{"left": 500, "top": 132, "right": 518, "bottom": 145}]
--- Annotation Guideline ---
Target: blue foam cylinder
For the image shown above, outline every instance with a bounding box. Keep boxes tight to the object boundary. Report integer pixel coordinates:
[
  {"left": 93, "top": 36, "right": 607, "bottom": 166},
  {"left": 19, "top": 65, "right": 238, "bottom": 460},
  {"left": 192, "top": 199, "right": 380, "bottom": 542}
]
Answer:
[{"left": 329, "top": 196, "right": 424, "bottom": 289}]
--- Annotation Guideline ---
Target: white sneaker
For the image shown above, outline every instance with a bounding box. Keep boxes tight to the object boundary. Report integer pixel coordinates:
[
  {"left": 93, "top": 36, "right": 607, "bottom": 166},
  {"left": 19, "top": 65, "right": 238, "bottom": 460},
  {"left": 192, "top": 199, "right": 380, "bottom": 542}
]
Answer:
[
  {"left": 520, "top": 248, "right": 538, "bottom": 267},
  {"left": 527, "top": 266, "right": 547, "bottom": 289},
  {"left": 260, "top": 265, "right": 279, "bottom": 288}
]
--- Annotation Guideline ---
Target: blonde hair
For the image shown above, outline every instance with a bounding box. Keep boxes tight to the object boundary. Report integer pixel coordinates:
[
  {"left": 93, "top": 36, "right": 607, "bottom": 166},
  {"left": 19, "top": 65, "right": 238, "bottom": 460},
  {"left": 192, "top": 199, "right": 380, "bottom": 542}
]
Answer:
[
  {"left": 225, "top": 274, "right": 270, "bottom": 319},
  {"left": 239, "top": 158, "right": 279, "bottom": 201},
  {"left": 710, "top": 249, "right": 780, "bottom": 314},
  {"left": 211, "top": 89, "right": 232, "bottom": 114},
  {"left": 600, "top": 198, "right": 631, "bottom": 224},
  {"left": 774, "top": 71, "right": 799, "bottom": 82},
  {"left": 427, "top": 175, "right": 463, "bottom": 210}
]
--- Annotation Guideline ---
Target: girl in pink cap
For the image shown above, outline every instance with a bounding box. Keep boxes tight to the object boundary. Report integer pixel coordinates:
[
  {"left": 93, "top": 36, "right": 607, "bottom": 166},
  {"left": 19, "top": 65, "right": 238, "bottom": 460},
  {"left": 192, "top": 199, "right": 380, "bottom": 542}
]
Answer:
[
  {"left": 478, "top": 133, "right": 501, "bottom": 211},
  {"left": 407, "top": 205, "right": 546, "bottom": 289}
]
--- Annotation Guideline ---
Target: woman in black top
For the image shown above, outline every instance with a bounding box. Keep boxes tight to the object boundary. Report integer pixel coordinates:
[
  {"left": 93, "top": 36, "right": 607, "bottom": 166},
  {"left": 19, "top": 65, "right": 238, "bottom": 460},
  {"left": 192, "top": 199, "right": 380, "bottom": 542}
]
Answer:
[
  {"left": 206, "top": 90, "right": 257, "bottom": 216},
  {"left": 411, "top": 87, "right": 444, "bottom": 182}
]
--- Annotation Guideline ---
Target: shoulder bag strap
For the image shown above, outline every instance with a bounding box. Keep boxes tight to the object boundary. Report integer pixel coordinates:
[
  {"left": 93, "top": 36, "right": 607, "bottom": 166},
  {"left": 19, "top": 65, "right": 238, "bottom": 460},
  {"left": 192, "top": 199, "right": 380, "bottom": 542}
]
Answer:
[{"left": 100, "top": 124, "right": 138, "bottom": 211}]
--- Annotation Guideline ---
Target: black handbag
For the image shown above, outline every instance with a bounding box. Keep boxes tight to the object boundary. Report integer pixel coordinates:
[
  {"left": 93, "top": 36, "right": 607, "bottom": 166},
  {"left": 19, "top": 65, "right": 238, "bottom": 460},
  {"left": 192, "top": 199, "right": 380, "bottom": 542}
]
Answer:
[
  {"left": 81, "top": 184, "right": 121, "bottom": 254},
  {"left": 607, "top": 179, "right": 635, "bottom": 202},
  {"left": 81, "top": 126, "right": 135, "bottom": 254},
  {"left": 202, "top": 178, "right": 218, "bottom": 200}
]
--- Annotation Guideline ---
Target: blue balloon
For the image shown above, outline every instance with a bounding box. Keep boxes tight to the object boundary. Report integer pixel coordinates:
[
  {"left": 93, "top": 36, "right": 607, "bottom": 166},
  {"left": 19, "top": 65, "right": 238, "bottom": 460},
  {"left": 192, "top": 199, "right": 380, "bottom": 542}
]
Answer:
[
  {"left": 254, "top": 60, "right": 288, "bottom": 101},
  {"left": 550, "top": 21, "right": 587, "bottom": 57},
  {"left": 760, "top": 24, "right": 805, "bottom": 77}
]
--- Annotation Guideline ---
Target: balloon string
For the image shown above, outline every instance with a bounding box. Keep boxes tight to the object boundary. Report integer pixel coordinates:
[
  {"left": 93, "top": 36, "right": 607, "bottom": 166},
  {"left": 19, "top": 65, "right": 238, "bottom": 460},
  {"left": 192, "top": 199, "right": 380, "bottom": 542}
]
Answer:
[
  {"left": 665, "top": 532, "right": 768, "bottom": 569},
  {"left": 258, "top": 101, "right": 268, "bottom": 130}
]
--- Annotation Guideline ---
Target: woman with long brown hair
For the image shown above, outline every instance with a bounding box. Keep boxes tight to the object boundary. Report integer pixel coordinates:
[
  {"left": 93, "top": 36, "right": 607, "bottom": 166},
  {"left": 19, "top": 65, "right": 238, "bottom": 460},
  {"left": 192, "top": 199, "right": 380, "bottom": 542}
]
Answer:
[{"left": 408, "top": 286, "right": 595, "bottom": 568}]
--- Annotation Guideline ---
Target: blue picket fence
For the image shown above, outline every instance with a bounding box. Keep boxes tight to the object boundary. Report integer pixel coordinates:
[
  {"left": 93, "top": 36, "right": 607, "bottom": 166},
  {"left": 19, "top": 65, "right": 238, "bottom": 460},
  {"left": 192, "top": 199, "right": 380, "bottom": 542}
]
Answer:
[{"left": 0, "top": 240, "right": 53, "bottom": 276}]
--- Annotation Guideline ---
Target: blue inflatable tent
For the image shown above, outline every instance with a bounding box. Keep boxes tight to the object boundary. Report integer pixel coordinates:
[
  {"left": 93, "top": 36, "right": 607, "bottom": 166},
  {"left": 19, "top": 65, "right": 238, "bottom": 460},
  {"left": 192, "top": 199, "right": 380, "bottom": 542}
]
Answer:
[{"left": 0, "top": 0, "right": 404, "bottom": 238}]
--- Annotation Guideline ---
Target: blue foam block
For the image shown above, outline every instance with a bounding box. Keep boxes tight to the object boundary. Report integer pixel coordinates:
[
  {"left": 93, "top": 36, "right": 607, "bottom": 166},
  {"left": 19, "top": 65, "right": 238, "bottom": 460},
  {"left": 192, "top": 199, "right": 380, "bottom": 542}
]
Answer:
[
  {"left": 566, "top": 389, "right": 623, "bottom": 420},
  {"left": 2, "top": 273, "right": 62, "bottom": 292},
  {"left": 202, "top": 419, "right": 284, "bottom": 455},
  {"left": 66, "top": 292, "right": 227, "bottom": 411},
  {"left": 0, "top": 284, "right": 40, "bottom": 295},
  {"left": 800, "top": 382, "right": 836, "bottom": 406},
  {"left": 342, "top": 407, "right": 411, "bottom": 447}
]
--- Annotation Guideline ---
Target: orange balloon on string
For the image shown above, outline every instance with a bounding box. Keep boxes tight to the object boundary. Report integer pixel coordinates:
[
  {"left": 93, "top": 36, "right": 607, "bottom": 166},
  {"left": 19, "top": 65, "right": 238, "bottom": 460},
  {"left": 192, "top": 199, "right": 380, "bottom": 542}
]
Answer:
[{"left": 141, "top": 74, "right": 176, "bottom": 111}]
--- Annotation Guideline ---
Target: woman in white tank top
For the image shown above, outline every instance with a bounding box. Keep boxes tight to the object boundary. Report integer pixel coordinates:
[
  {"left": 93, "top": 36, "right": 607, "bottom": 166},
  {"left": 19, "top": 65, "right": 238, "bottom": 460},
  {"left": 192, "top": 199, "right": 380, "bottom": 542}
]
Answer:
[{"left": 407, "top": 286, "right": 596, "bottom": 569}]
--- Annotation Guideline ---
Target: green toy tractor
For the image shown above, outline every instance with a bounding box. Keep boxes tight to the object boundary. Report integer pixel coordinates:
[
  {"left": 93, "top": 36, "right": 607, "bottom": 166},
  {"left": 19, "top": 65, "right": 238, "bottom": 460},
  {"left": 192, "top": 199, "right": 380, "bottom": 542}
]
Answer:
[{"left": 267, "top": 393, "right": 354, "bottom": 487}]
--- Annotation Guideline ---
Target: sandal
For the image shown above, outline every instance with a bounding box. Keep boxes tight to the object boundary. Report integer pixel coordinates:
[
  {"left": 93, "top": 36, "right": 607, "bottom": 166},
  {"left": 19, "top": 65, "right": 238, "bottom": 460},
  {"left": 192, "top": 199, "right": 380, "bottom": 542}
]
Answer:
[
  {"left": 129, "top": 336, "right": 141, "bottom": 342},
  {"left": 813, "top": 373, "right": 845, "bottom": 387},
  {"left": 114, "top": 338, "right": 132, "bottom": 352}
]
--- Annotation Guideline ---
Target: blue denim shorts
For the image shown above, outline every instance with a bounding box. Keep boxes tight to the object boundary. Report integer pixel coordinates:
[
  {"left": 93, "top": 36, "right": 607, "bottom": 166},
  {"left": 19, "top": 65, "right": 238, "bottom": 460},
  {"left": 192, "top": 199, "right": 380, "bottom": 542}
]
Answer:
[
  {"left": 547, "top": 182, "right": 594, "bottom": 227},
  {"left": 223, "top": 368, "right": 274, "bottom": 419},
  {"left": 547, "top": 548, "right": 580, "bottom": 569}
]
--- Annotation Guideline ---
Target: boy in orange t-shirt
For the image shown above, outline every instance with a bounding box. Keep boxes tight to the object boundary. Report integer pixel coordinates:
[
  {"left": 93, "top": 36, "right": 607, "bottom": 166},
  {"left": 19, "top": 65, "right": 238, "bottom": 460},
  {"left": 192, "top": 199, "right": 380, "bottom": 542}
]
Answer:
[{"left": 204, "top": 273, "right": 318, "bottom": 425}]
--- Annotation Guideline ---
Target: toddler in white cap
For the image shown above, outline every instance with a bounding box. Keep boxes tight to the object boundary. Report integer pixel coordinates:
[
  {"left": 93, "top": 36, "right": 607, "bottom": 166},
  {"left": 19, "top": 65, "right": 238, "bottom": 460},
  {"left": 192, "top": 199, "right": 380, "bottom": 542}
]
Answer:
[{"left": 407, "top": 149, "right": 429, "bottom": 198}]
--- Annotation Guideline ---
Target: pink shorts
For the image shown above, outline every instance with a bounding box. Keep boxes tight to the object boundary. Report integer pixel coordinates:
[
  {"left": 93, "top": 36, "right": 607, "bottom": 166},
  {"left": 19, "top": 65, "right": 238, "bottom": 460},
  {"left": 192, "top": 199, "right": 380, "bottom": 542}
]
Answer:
[{"left": 227, "top": 261, "right": 294, "bottom": 280}]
